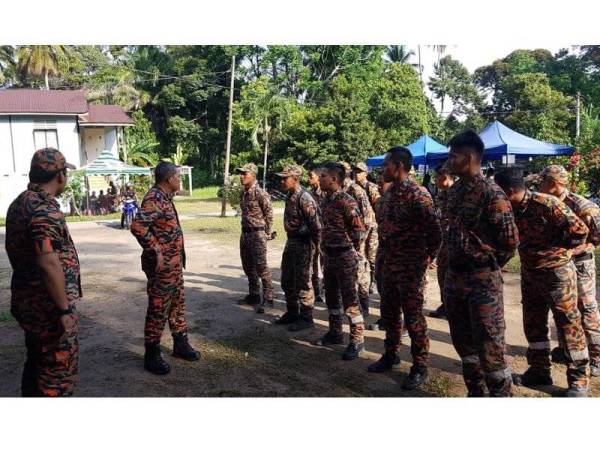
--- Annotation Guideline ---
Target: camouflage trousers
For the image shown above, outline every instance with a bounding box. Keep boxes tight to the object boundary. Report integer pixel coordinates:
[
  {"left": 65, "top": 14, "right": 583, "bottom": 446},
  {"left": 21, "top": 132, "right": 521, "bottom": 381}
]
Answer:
[
  {"left": 381, "top": 263, "right": 430, "bottom": 366},
  {"left": 311, "top": 243, "right": 323, "bottom": 299},
  {"left": 281, "top": 238, "right": 315, "bottom": 319},
  {"left": 357, "top": 240, "right": 371, "bottom": 315},
  {"left": 240, "top": 230, "right": 273, "bottom": 302},
  {"left": 554, "top": 254, "right": 600, "bottom": 365},
  {"left": 436, "top": 242, "right": 449, "bottom": 307},
  {"left": 445, "top": 268, "right": 512, "bottom": 397},
  {"left": 21, "top": 311, "right": 79, "bottom": 397},
  {"left": 143, "top": 262, "right": 188, "bottom": 344},
  {"left": 522, "top": 262, "right": 589, "bottom": 388},
  {"left": 365, "top": 226, "right": 378, "bottom": 284},
  {"left": 323, "top": 248, "right": 365, "bottom": 344}
]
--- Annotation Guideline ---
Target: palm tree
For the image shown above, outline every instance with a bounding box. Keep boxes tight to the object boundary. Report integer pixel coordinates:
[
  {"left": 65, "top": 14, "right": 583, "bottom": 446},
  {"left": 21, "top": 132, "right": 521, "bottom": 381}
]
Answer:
[
  {"left": 87, "top": 69, "right": 149, "bottom": 111},
  {"left": 384, "top": 45, "right": 415, "bottom": 64},
  {"left": 0, "top": 45, "right": 15, "bottom": 85},
  {"left": 17, "top": 45, "right": 70, "bottom": 89}
]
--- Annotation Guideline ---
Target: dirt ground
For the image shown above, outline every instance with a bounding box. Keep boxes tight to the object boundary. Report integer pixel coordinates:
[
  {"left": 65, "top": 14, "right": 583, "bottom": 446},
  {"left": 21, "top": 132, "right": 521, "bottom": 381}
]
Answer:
[{"left": 1, "top": 220, "right": 599, "bottom": 397}]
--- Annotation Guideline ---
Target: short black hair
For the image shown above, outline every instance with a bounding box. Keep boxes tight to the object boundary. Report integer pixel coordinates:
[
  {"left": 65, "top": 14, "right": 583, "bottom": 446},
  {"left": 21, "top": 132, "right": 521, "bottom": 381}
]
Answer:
[
  {"left": 434, "top": 164, "right": 450, "bottom": 176},
  {"left": 155, "top": 161, "right": 179, "bottom": 184},
  {"left": 448, "top": 130, "right": 485, "bottom": 159},
  {"left": 322, "top": 162, "right": 346, "bottom": 183},
  {"left": 387, "top": 146, "right": 413, "bottom": 170},
  {"left": 29, "top": 167, "right": 65, "bottom": 184},
  {"left": 494, "top": 167, "right": 525, "bottom": 192},
  {"left": 486, "top": 167, "right": 496, "bottom": 177}
]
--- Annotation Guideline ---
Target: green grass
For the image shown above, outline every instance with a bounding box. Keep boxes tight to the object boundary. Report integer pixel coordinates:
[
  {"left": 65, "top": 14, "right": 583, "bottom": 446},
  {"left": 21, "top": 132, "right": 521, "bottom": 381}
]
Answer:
[
  {"left": 0, "top": 217, "right": 5, "bottom": 227},
  {"left": 191, "top": 186, "right": 220, "bottom": 199},
  {"left": 0, "top": 310, "right": 13, "bottom": 323},
  {"left": 182, "top": 214, "right": 286, "bottom": 244},
  {"left": 66, "top": 213, "right": 121, "bottom": 223},
  {"left": 504, "top": 248, "right": 600, "bottom": 280}
]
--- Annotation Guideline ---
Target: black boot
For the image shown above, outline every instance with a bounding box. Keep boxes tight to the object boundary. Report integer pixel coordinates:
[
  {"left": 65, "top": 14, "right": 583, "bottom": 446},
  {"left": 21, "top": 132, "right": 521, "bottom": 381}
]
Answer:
[
  {"left": 512, "top": 368, "right": 553, "bottom": 387},
  {"left": 565, "top": 385, "right": 588, "bottom": 397},
  {"left": 429, "top": 304, "right": 447, "bottom": 319},
  {"left": 313, "top": 332, "right": 343, "bottom": 347},
  {"left": 315, "top": 295, "right": 324, "bottom": 303},
  {"left": 342, "top": 342, "right": 364, "bottom": 360},
  {"left": 367, "top": 351, "right": 400, "bottom": 373},
  {"left": 369, "top": 281, "right": 375, "bottom": 294},
  {"left": 360, "top": 299, "right": 370, "bottom": 319},
  {"left": 144, "top": 343, "right": 171, "bottom": 375},
  {"left": 288, "top": 315, "right": 315, "bottom": 332},
  {"left": 402, "top": 365, "right": 428, "bottom": 390},
  {"left": 551, "top": 346, "right": 567, "bottom": 364},
  {"left": 238, "top": 294, "right": 261, "bottom": 305},
  {"left": 172, "top": 332, "right": 200, "bottom": 361},
  {"left": 275, "top": 312, "right": 300, "bottom": 325},
  {"left": 367, "top": 318, "right": 384, "bottom": 331}
]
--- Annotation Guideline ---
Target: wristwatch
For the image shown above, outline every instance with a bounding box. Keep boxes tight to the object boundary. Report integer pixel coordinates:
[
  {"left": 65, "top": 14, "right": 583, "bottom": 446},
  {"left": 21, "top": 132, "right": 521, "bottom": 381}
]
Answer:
[{"left": 57, "top": 305, "right": 74, "bottom": 316}]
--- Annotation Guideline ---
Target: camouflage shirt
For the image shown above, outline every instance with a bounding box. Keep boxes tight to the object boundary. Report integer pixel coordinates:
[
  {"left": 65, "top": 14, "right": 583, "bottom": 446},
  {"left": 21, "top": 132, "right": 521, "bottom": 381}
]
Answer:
[
  {"left": 5, "top": 183, "right": 82, "bottom": 333},
  {"left": 559, "top": 190, "right": 600, "bottom": 255},
  {"left": 309, "top": 185, "right": 325, "bottom": 207},
  {"left": 284, "top": 186, "right": 322, "bottom": 240},
  {"left": 514, "top": 190, "right": 589, "bottom": 269},
  {"left": 378, "top": 179, "right": 442, "bottom": 266},
  {"left": 343, "top": 178, "right": 373, "bottom": 230},
  {"left": 239, "top": 182, "right": 273, "bottom": 234},
  {"left": 321, "top": 189, "right": 366, "bottom": 250},
  {"left": 447, "top": 174, "right": 519, "bottom": 270},
  {"left": 434, "top": 188, "right": 451, "bottom": 235},
  {"left": 131, "top": 185, "right": 186, "bottom": 269}
]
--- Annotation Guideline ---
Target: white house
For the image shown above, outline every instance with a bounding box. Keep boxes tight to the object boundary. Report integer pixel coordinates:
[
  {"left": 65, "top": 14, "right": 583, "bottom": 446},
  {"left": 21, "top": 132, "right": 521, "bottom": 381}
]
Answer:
[{"left": 0, "top": 89, "right": 133, "bottom": 216}]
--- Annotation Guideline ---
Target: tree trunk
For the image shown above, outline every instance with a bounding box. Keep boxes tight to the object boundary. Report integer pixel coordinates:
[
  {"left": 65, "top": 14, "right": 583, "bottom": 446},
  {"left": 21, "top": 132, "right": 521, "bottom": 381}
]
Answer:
[
  {"left": 417, "top": 45, "right": 422, "bottom": 85},
  {"left": 263, "top": 117, "right": 269, "bottom": 189},
  {"left": 44, "top": 69, "right": 49, "bottom": 90}
]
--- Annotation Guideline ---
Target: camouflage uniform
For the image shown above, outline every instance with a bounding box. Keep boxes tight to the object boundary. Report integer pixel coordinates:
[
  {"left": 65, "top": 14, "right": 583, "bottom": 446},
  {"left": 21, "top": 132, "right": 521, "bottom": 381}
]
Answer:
[
  {"left": 445, "top": 175, "right": 519, "bottom": 396},
  {"left": 513, "top": 190, "right": 590, "bottom": 389},
  {"left": 5, "top": 149, "right": 80, "bottom": 397},
  {"left": 278, "top": 166, "right": 322, "bottom": 319},
  {"left": 434, "top": 188, "right": 451, "bottom": 309},
  {"left": 342, "top": 176, "right": 373, "bottom": 315},
  {"left": 355, "top": 163, "right": 381, "bottom": 289},
  {"left": 131, "top": 185, "right": 189, "bottom": 344},
  {"left": 377, "top": 179, "right": 442, "bottom": 366},
  {"left": 237, "top": 167, "right": 274, "bottom": 303},
  {"left": 321, "top": 189, "right": 367, "bottom": 343},
  {"left": 309, "top": 185, "right": 325, "bottom": 299}
]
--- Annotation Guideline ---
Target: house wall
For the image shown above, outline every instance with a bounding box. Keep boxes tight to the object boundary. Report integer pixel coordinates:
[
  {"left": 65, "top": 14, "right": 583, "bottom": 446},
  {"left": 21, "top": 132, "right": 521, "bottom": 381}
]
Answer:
[
  {"left": 81, "top": 126, "right": 118, "bottom": 165},
  {"left": 0, "top": 115, "right": 81, "bottom": 217}
]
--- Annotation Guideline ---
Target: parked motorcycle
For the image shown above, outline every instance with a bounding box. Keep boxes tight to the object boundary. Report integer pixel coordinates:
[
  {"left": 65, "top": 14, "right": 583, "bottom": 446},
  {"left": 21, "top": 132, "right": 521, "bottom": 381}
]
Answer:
[{"left": 121, "top": 199, "right": 138, "bottom": 230}]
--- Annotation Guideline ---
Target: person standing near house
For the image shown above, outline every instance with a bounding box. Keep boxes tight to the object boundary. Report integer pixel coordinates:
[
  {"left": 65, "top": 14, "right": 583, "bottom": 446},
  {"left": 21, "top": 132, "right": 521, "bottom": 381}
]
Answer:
[
  {"left": 353, "top": 162, "right": 381, "bottom": 295},
  {"left": 341, "top": 162, "right": 372, "bottom": 320},
  {"left": 539, "top": 165, "right": 600, "bottom": 378},
  {"left": 367, "top": 147, "right": 441, "bottom": 390},
  {"left": 131, "top": 161, "right": 200, "bottom": 375},
  {"left": 236, "top": 163, "right": 275, "bottom": 310},
  {"left": 495, "top": 167, "right": 590, "bottom": 397},
  {"left": 307, "top": 167, "right": 325, "bottom": 303},
  {"left": 274, "top": 165, "right": 322, "bottom": 330},
  {"left": 314, "top": 162, "right": 367, "bottom": 360},
  {"left": 5, "top": 148, "right": 81, "bottom": 396},
  {"left": 444, "top": 131, "right": 519, "bottom": 397},
  {"left": 430, "top": 163, "right": 455, "bottom": 319}
]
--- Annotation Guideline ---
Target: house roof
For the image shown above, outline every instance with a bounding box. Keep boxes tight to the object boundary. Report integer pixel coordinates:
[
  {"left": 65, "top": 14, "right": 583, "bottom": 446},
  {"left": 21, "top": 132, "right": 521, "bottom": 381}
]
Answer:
[
  {"left": 0, "top": 89, "right": 88, "bottom": 115},
  {"left": 78, "top": 104, "right": 134, "bottom": 126}
]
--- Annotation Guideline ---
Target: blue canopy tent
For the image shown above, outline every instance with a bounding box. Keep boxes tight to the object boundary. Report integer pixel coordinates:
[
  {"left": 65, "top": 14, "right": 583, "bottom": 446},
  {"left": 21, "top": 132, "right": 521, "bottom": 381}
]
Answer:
[
  {"left": 427, "top": 121, "right": 574, "bottom": 164},
  {"left": 366, "top": 135, "right": 447, "bottom": 168}
]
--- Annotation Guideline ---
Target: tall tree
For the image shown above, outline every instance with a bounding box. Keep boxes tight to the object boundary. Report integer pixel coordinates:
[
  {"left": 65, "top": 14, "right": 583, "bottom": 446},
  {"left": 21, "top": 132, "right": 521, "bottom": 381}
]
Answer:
[
  {"left": 384, "top": 45, "right": 415, "bottom": 64},
  {"left": 17, "top": 45, "right": 70, "bottom": 89},
  {"left": 0, "top": 45, "right": 15, "bottom": 86}
]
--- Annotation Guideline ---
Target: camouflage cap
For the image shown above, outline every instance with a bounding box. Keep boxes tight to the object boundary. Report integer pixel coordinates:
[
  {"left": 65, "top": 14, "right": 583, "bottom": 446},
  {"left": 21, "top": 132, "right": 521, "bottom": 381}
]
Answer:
[
  {"left": 540, "top": 164, "right": 569, "bottom": 185},
  {"left": 275, "top": 164, "right": 303, "bottom": 178},
  {"left": 30, "top": 148, "right": 75, "bottom": 174},
  {"left": 235, "top": 163, "right": 258, "bottom": 174},
  {"left": 352, "top": 162, "right": 368, "bottom": 173}
]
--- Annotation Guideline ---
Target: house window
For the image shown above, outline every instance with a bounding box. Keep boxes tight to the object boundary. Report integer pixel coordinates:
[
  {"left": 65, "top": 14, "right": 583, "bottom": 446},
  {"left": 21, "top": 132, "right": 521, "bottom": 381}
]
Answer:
[{"left": 33, "top": 129, "right": 59, "bottom": 150}]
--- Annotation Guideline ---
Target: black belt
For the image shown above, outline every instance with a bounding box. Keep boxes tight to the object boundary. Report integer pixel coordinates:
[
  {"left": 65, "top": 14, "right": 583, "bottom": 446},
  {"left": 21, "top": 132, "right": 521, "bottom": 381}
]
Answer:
[
  {"left": 322, "top": 246, "right": 352, "bottom": 256},
  {"left": 242, "top": 226, "right": 264, "bottom": 233},
  {"left": 574, "top": 252, "right": 594, "bottom": 263}
]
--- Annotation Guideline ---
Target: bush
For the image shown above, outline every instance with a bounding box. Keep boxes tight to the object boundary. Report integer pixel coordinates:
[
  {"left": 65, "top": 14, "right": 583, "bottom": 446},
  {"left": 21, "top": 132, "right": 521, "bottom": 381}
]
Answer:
[{"left": 219, "top": 175, "right": 243, "bottom": 210}]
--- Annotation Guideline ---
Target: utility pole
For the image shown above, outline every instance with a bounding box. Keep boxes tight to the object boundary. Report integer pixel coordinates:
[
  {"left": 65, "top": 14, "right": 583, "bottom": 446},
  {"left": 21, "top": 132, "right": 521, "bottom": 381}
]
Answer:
[
  {"left": 576, "top": 91, "right": 581, "bottom": 139},
  {"left": 221, "top": 54, "right": 236, "bottom": 218}
]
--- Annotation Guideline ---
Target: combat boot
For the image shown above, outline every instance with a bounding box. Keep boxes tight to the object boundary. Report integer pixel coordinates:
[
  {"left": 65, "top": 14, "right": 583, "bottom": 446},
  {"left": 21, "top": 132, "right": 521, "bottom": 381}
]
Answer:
[
  {"left": 144, "top": 343, "right": 171, "bottom": 375},
  {"left": 591, "top": 362, "right": 600, "bottom": 377},
  {"left": 274, "top": 312, "right": 300, "bottom": 325},
  {"left": 342, "top": 342, "right": 364, "bottom": 360},
  {"left": 315, "top": 295, "right": 324, "bottom": 303},
  {"left": 565, "top": 385, "right": 588, "bottom": 397},
  {"left": 551, "top": 346, "right": 567, "bottom": 364},
  {"left": 314, "top": 332, "right": 344, "bottom": 347},
  {"left": 172, "top": 332, "right": 200, "bottom": 361},
  {"left": 402, "top": 365, "right": 429, "bottom": 390},
  {"left": 238, "top": 294, "right": 261, "bottom": 306},
  {"left": 367, "top": 318, "right": 384, "bottom": 331},
  {"left": 367, "top": 351, "right": 400, "bottom": 373},
  {"left": 369, "top": 281, "right": 375, "bottom": 295},
  {"left": 429, "top": 305, "right": 447, "bottom": 319},
  {"left": 512, "top": 368, "right": 553, "bottom": 387},
  {"left": 288, "top": 316, "right": 315, "bottom": 332}
]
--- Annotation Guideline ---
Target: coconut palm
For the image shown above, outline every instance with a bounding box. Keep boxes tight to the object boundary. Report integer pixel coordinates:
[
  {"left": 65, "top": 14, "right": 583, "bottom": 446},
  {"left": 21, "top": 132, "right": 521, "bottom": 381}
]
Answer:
[
  {"left": 384, "top": 45, "right": 415, "bottom": 64},
  {"left": 17, "top": 45, "right": 70, "bottom": 89},
  {"left": 87, "top": 68, "right": 149, "bottom": 111},
  {"left": 0, "top": 45, "right": 15, "bottom": 85}
]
